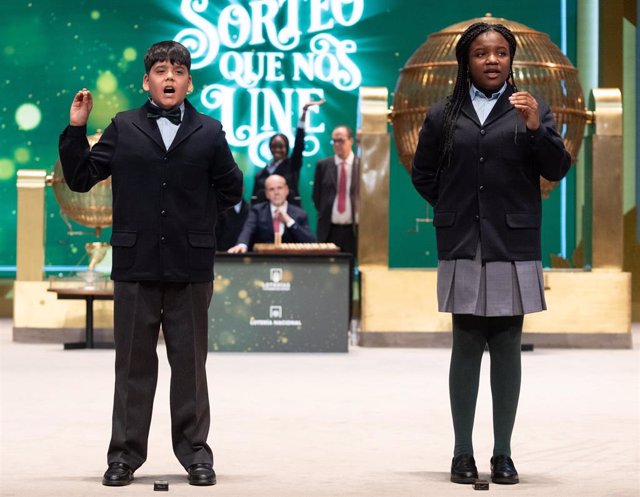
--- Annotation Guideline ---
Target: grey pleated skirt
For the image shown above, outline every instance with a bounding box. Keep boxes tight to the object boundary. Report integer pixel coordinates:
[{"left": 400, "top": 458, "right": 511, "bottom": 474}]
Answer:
[{"left": 437, "top": 243, "right": 546, "bottom": 317}]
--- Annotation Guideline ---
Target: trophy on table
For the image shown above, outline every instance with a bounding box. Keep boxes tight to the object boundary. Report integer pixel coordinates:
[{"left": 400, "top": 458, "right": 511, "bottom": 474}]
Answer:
[{"left": 49, "top": 132, "right": 112, "bottom": 288}]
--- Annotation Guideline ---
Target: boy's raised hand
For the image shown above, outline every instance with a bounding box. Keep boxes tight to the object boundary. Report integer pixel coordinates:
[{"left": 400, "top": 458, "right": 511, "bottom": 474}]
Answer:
[{"left": 70, "top": 88, "right": 93, "bottom": 126}]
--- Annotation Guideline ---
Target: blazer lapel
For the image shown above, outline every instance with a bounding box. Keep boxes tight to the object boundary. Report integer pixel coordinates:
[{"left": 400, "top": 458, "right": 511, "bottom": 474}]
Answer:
[
  {"left": 328, "top": 159, "right": 338, "bottom": 193},
  {"left": 168, "top": 99, "right": 203, "bottom": 152},
  {"left": 483, "top": 86, "right": 516, "bottom": 127},
  {"left": 131, "top": 103, "right": 166, "bottom": 151},
  {"left": 460, "top": 95, "right": 481, "bottom": 127}
]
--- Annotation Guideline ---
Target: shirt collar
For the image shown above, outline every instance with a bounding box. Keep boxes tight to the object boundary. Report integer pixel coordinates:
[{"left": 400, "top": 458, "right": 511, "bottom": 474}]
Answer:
[
  {"left": 334, "top": 152, "right": 354, "bottom": 166},
  {"left": 149, "top": 100, "right": 185, "bottom": 118},
  {"left": 270, "top": 201, "right": 287, "bottom": 214},
  {"left": 469, "top": 82, "right": 506, "bottom": 102}
]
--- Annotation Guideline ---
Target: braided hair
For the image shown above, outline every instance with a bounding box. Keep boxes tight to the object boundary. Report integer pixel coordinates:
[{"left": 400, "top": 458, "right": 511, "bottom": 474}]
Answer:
[{"left": 439, "top": 22, "right": 518, "bottom": 170}]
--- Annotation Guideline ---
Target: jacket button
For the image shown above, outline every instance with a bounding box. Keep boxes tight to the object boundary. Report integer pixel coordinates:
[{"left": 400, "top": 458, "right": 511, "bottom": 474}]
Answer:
[
  {"left": 479, "top": 185, "right": 485, "bottom": 191},
  {"left": 480, "top": 129, "right": 486, "bottom": 136},
  {"left": 163, "top": 156, "right": 168, "bottom": 161},
  {"left": 161, "top": 210, "right": 167, "bottom": 216},
  {"left": 474, "top": 215, "right": 480, "bottom": 221},
  {"left": 160, "top": 235, "right": 166, "bottom": 242},
  {"left": 479, "top": 157, "right": 485, "bottom": 163}
]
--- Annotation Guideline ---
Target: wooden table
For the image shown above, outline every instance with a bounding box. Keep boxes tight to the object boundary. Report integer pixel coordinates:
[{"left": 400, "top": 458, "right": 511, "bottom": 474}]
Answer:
[{"left": 48, "top": 288, "right": 114, "bottom": 349}]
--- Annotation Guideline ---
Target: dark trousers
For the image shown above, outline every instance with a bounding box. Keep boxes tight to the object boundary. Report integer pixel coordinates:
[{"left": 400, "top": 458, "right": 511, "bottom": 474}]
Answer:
[
  {"left": 449, "top": 314, "right": 523, "bottom": 458},
  {"left": 327, "top": 223, "right": 356, "bottom": 256},
  {"left": 327, "top": 223, "right": 357, "bottom": 322},
  {"left": 108, "top": 281, "right": 213, "bottom": 471}
]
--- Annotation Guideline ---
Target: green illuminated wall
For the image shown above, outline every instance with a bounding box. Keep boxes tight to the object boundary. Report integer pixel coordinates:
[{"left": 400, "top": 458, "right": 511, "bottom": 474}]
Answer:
[{"left": 0, "top": 0, "right": 576, "bottom": 275}]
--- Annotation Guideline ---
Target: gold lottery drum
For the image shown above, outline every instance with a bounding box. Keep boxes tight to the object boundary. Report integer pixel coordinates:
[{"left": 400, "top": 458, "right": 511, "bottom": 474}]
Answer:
[
  {"left": 51, "top": 132, "right": 112, "bottom": 236},
  {"left": 391, "top": 14, "right": 588, "bottom": 197}
]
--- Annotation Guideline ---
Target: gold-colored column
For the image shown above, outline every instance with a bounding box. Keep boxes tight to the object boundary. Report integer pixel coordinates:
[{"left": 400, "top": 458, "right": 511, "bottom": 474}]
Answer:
[
  {"left": 16, "top": 170, "right": 47, "bottom": 281},
  {"left": 357, "top": 87, "right": 390, "bottom": 266},
  {"left": 590, "top": 89, "right": 623, "bottom": 270}
]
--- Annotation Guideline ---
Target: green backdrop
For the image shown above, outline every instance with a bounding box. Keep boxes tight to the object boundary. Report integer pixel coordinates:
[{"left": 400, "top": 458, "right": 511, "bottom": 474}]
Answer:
[{"left": 0, "top": 0, "right": 577, "bottom": 275}]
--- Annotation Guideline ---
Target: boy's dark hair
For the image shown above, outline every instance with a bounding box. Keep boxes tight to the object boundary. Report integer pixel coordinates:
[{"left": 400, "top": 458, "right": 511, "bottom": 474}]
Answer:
[
  {"left": 440, "top": 22, "right": 518, "bottom": 171},
  {"left": 144, "top": 41, "right": 191, "bottom": 74}
]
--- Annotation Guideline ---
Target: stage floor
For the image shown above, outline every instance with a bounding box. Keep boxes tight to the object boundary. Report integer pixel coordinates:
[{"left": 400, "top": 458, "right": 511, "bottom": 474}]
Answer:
[{"left": 1, "top": 318, "right": 638, "bottom": 497}]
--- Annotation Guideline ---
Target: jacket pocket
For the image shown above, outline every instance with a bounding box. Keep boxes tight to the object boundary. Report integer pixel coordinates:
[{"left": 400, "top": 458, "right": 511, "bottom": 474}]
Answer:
[
  {"left": 110, "top": 231, "right": 137, "bottom": 269},
  {"left": 501, "top": 131, "right": 530, "bottom": 162},
  {"left": 433, "top": 211, "right": 456, "bottom": 252},
  {"left": 505, "top": 213, "right": 540, "bottom": 229},
  {"left": 433, "top": 211, "right": 456, "bottom": 228},
  {"left": 188, "top": 231, "right": 215, "bottom": 269}
]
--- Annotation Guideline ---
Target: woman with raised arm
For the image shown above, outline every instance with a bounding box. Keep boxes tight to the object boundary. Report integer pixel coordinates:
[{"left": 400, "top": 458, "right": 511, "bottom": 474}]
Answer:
[{"left": 251, "top": 100, "right": 325, "bottom": 206}]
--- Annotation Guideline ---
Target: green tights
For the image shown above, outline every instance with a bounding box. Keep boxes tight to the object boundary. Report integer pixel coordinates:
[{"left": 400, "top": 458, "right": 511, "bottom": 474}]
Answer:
[{"left": 449, "top": 313, "right": 524, "bottom": 458}]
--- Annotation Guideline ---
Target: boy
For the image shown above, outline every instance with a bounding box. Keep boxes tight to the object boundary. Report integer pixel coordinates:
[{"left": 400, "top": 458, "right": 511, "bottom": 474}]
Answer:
[{"left": 59, "top": 40, "right": 243, "bottom": 487}]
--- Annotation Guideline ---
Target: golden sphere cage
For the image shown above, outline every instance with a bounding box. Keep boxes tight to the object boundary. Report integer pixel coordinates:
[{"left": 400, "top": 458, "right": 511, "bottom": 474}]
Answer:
[
  {"left": 50, "top": 132, "right": 112, "bottom": 236},
  {"left": 391, "top": 14, "right": 588, "bottom": 197}
]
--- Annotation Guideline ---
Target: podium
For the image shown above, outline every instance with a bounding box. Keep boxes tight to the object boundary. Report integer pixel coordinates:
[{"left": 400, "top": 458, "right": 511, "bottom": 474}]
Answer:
[{"left": 209, "top": 251, "right": 351, "bottom": 352}]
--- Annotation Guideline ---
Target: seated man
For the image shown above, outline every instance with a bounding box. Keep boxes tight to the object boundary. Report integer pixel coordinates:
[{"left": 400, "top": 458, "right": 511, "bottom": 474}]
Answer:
[{"left": 228, "top": 174, "right": 315, "bottom": 253}]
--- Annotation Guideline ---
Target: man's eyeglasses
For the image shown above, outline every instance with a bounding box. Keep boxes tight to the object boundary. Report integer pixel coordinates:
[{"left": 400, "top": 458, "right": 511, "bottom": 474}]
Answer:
[{"left": 330, "top": 138, "right": 348, "bottom": 145}]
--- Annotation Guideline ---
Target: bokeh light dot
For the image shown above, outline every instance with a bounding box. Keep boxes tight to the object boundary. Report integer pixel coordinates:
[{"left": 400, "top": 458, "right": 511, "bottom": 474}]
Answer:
[
  {"left": 14, "top": 147, "right": 30, "bottom": 163},
  {"left": 123, "top": 47, "right": 137, "bottom": 61},
  {"left": 15, "top": 103, "right": 42, "bottom": 130},
  {"left": 91, "top": 10, "right": 100, "bottom": 20},
  {"left": 0, "top": 159, "right": 16, "bottom": 180},
  {"left": 97, "top": 71, "right": 118, "bottom": 94}
]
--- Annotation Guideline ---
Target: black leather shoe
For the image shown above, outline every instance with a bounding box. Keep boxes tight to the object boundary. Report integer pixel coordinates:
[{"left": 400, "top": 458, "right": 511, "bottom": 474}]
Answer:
[
  {"left": 490, "top": 455, "right": 519, "bottom": 484},
  {"left": 102, "top": 462, "right": 133, "bottom": 486},
  {"left": 187, "top": 463, "right": 216, "bottom": 486},
  {"left": 450, "top": 454, "right": 478, "bottom": 484}
]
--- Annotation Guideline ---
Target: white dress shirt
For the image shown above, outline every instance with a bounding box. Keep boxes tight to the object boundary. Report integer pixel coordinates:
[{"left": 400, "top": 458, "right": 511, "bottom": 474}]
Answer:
[
  {"left": 150, "top": 100, "right": 185, "bottom": 149},
  {"left": 469, "top": 83, "right": 506, "bottom": 125},
  {"left": 271, "top": 201, "right": 295, "bottom": 235}
]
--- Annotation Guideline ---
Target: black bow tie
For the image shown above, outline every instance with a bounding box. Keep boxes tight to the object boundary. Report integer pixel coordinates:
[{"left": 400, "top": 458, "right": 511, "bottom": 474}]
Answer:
[{"left": 147, "top": 105, "right": 182, "bottom": 125}]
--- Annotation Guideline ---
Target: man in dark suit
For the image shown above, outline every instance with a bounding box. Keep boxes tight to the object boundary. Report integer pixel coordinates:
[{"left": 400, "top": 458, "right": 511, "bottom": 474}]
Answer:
[
  {"left": 312, "top": 125, "right": 359, "bottom": 255},
  {"left": 215, "top": 199, "right": 249, "bottom": 251},
  {"left": 59, "top": 41, "right": 243, "bottom": 487},
  {"left": 228, "top": 174, "right": 315, "bottom": 253}
]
